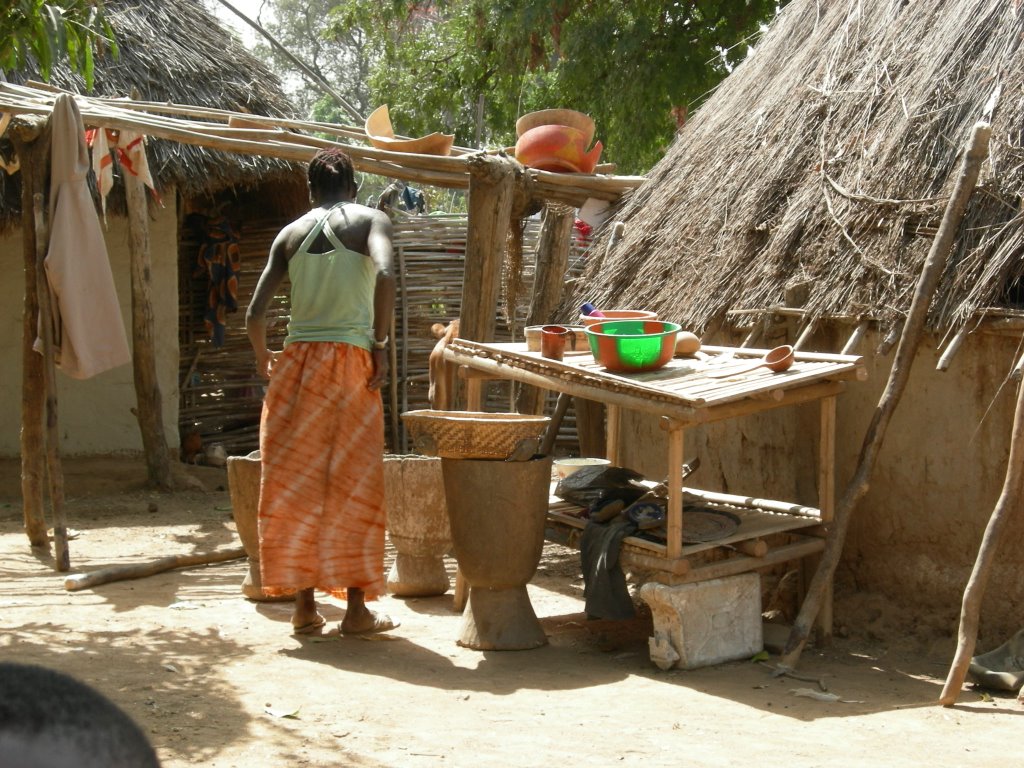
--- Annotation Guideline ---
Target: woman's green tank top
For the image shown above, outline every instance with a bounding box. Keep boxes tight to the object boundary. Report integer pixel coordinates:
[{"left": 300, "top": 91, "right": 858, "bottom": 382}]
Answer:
[{"left": 284, "top": 203, "right": 376, "bottom": 349}]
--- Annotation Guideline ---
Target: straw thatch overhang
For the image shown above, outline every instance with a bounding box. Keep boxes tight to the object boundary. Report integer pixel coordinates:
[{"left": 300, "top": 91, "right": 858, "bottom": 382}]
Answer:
[
  {"left": 562, "top": 0, "right": 1024, "bottom": 348},
  {"left": 0, "top": 0, "right": 307, "bottom": 225}
]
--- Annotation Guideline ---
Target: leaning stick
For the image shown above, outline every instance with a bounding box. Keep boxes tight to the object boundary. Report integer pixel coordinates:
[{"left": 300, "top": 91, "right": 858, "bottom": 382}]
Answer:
[
  {"left": 939, "top": 370, "right": 1024, "bottom": 705},
  {"left": 63, "top": 546, "right": 246, "bottom": 591},
  {"left": 780, "top": 121, "right": 992, "bottom": 669}
]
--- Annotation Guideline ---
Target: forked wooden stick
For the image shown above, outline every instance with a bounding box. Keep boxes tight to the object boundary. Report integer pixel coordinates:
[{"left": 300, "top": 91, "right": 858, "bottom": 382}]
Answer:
[
  {"left": 780, "top": 121, "right": 992, "bottom": 669},
  {"left": 939, "top": 372, "right": 1024, "bottom": 705}
]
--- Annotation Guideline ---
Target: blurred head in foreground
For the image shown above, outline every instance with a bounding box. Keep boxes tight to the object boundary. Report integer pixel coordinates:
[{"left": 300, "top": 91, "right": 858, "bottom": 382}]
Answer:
[{"left": 0, "top": 662, "right": 160, "bottom": 768}]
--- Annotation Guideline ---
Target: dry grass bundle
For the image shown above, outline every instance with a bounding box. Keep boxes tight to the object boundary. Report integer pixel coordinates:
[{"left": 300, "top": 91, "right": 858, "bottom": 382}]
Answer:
[{"left": 563, "top": 0, "right": 1024, "bottom": 338}]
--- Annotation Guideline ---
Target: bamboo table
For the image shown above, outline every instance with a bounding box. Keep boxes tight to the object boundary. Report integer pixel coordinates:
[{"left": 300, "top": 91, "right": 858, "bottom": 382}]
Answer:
[{"left": 442, "top": 340, "right": 867, "bottom": 609}]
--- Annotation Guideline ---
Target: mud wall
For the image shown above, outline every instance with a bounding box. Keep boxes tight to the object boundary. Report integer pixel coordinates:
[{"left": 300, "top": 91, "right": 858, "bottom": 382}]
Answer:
[
  {"left": 0, "top": 204, "right": 180, "bottom": 456},
  {"left": 617, "top": 327, "right": 1024, "bottom": 645}
]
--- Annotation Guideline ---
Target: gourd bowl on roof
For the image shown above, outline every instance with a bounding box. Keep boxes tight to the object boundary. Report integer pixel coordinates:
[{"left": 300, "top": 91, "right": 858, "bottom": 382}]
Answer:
[
  {"left": 515, "top": 108, "right": 596, "bottom": 145},
  {"left": 364, "top": 104, "right": 454, "bottom": 156},
  {"left": 515, "top": 124, "right": 604, "bottom": 174}
]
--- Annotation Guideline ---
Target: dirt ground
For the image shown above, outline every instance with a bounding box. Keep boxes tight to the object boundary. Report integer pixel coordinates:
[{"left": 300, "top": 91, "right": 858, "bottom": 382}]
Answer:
[{"left": 1, "top": 457, "right": 1021, "bottom": 768}]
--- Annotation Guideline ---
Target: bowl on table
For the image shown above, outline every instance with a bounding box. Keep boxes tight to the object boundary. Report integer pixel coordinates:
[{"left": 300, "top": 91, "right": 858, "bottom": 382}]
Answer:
[
  {"left": 553, "top": 457, "right": 611, "bottom": 480},
  {"left": 584, "top": 320, "right": 681, "bottom": 373},
  {"left": 578, "top": 309, "right": 658, "bottom": 327}
]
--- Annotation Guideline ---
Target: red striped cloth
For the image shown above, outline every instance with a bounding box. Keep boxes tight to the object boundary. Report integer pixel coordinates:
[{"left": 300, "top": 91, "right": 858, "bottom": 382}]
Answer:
[{"left": 257, "top": 342, "right": 386, "bottom": 600}]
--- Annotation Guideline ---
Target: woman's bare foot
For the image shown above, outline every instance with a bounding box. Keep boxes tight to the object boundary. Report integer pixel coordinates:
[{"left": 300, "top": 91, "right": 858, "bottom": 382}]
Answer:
[
  {"left": 340, "top": 587, "right": 400, "bottom": 635},
  {"left": 340, "top": 609, "right": 400, "bottom": 635},
  {"left": 291, "top": 588, "right": 323, "bottom": 634}
]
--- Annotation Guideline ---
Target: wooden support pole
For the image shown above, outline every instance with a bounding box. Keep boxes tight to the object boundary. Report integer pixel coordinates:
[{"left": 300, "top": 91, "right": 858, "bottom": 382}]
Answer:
[
  {"left": 937, "top": 327, "right": 969, "bottom": 372},
  {"left": 794, "top": 319, "right": 819, "bottom": 351},
  {"left": 33, "top": 191, "right": 69, "bottom": 572},
  {"left": 527, "top": 204, "right": 575, "bottom": 326},
  {"left": 781, "top": 121, "right": 992, "bottom": 669},
  {"left": 459, "top": 154, "right": 516, "bottom": 343},
  {"left": 389, "top": 313, "right": 400, "bottom": 452},
  {"left": 124, "top": 150, "right": 172, "bottom": 491},
  {"left": 666, "top": 426, "right": 685, "bottom": 560},
  {"left": 939, "top": 371, "right": 1024, "bottom": 705},
  {"left": 12, "top": 130, "right": 49, "bottom": 551},
  {"left": 574, "top": 397, "right": 607, "bottom": 458},
  {"left": 517, "top": 203, "right": 575, "bottom": 415},
  {"left": 810, "top": 394, "right": 837, "bottom": 640},
  {"left": 457, "top": 154, "right": 516, "bottom": 410},
  {"left": 395, "top": 241, "right": 409, "bottom": 450},
  {"left": 842, "top": 320, "right": 870, "bottom": 355}
]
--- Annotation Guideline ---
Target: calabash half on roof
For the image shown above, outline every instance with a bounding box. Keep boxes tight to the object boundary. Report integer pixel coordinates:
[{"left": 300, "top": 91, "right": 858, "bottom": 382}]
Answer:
[{"left": 364, "top": 105, "right": 454, "bottom": 156}]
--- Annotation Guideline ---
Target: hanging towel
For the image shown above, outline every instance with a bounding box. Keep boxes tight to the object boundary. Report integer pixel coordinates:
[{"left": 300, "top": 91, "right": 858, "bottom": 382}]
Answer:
[{"left": 37, "top": 94, "right": 130, "bottom": 380}]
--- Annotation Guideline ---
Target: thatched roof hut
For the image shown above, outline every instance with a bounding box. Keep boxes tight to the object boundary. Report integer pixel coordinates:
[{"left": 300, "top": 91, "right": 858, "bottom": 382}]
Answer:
[
  {"left": 559, "top": 0, "right": 1024, "bottom": 644},
  {"left": 0, "top": 0, "right": 305, "bottom": 223},
  {"left": 565, "top": 0, "right": 1023, "bottom": 344}
]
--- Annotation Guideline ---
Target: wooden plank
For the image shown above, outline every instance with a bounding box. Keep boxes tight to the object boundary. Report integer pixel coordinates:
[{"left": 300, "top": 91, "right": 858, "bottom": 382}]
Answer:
[
  {"left": 677, "top": 538, "right": 825, "bottom": 584},
  {"left": 682, "top": 487, "right": 821, "bottom": 518}
]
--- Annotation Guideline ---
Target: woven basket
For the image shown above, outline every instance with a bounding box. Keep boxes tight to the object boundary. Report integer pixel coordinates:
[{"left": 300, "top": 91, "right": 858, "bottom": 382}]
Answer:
[{"left": 401, "top": 410, "right": 550, "bottom": 460}]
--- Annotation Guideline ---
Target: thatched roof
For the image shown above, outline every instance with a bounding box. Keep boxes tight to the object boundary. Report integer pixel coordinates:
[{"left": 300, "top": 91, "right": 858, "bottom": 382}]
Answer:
[
  {"left": 564, "top": 0, "right": 1024, "bottom": 339},
  {"left": 1, "top": 0, "right": 303, "bottom": 203}
]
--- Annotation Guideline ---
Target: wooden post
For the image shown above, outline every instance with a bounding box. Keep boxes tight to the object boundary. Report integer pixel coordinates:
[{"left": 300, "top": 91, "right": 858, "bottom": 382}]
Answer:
[
  {"left": 459, "top": 154, "right": 516, "bottom": 344},
  {"left": 781, "top": 121, "right": 992, "bottom": 669},
  {"left": 516, "top": 203, "right": 575, "bottom": 415},
  {"left": 124, "top": 150, "right": 172, "bottom": 491},
  {"left": 811, "top": 395, "right": 837, "bottom": 639},
  {"left": 33, "top": 192, "right": 69, "bottom": 572},
  {"left": 574, "top": 398, "right": 607, "bottom": 458},
  {"left": 457, "top": 154, "right": 516, "bottom": 411},
  {"left": 12, "top": 128, "right": 50, "bottom": 551},
  {"left": 666, "top": 425, "right": 685, "bottom": 560}
]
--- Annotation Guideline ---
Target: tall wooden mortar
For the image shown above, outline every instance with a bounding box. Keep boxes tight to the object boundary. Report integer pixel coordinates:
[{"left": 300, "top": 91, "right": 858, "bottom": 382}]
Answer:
[
  {"left": 442, "top": 455, "right": 553, "bottom": 650},
  {"left": 226, "top": 450, "right": 291, "bottom": 602},
  {"left": 384, "top": 454, "right": 452, "bottom": 596}
]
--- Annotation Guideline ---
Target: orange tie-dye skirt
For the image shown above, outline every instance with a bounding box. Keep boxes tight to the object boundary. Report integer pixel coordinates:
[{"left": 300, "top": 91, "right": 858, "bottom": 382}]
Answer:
[{"left": 257, "top": 342, "right": 386, "bottom": 600}]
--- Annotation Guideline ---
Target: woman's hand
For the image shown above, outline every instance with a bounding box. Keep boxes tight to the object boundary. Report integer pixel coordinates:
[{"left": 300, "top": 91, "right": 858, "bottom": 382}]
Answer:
[
  {"left": 368, "top": 347, "right": 389, "bottom": 390},
  {"left": 255, "top": 348, "right": 279, "bottom": 380}
]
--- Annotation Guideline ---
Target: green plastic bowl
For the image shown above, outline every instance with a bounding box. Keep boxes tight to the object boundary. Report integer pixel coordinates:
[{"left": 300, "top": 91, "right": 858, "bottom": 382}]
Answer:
[{"left": 584, "top": 320, "right": 681, "bottom": 373}]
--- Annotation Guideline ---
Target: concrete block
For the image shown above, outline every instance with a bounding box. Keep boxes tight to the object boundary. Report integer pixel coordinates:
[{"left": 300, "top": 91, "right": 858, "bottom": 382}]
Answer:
[{"left": 639, "top": 573, "right": 763, "bottom": 670}]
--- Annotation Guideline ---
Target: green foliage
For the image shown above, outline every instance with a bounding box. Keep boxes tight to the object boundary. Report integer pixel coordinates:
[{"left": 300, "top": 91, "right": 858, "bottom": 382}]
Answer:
[
  {"left": 258, "top": 0, "right": 373, "bottom": 118},
  {"left": 325, "top": 0, "right": 781, "bottom": 174},
  {"left": 0, "top": 1, "right": 117, "bottom": 89}
]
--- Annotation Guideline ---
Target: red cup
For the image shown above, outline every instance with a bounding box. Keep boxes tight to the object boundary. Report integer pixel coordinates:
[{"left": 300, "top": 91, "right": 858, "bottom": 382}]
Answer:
[{"left": 541, "top": 325, "right": 571, "bottom": 361}]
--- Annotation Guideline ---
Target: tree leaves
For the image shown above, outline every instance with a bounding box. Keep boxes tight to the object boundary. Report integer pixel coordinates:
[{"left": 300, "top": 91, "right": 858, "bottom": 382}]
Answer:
[
  {"left": 0, "top": 0, "right": 117, "bottom": 90},
  {"left": 241, "top": 0, "right": 780, "bottom": 173}
]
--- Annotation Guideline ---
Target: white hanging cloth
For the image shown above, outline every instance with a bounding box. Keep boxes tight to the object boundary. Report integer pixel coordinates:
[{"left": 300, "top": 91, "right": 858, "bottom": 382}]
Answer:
[{"left": 37, "top": 94, "right": 131, "bottom": 379}]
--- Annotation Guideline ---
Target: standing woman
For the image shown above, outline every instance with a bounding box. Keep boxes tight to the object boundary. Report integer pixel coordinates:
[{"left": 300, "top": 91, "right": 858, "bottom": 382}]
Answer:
[{"left": 246, "top": 147, "right": 399, "bottom": 636}]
